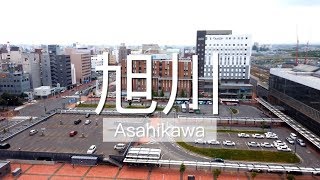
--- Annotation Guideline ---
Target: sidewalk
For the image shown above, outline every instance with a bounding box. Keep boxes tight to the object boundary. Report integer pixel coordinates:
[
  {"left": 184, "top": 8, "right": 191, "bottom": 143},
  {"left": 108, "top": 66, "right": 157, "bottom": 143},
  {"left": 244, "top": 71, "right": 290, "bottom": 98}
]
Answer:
[{"left": 3, "top": 163, "right": 319, "bottom": 180}]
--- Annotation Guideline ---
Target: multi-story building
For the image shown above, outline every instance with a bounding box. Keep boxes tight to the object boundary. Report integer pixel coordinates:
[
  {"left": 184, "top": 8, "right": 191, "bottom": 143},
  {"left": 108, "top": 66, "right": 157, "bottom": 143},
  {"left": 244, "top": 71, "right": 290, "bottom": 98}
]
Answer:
[
  {"left": 35, "top": 49, "right": 52, "bottom": 87},
  {"left": 121, "top": 54, "right": 193, "bottom": 97},
  {"left": 196, "top": 30, "right": 253, "bottom": 99},
  {"left": 65, "top": 48, "right": 91, "bottom": 84},
  {"left": 48, "top": 45, "right": 72, "bottom": 88},
  {"left": 91, "top": 54, "right": 104, "bottom": 71},
  {"left": 118, "top": 43, "right": 128, "bottom": 64},
  {"left": 0, "top": 71, "right": 30, "bottom": 95},
  {"left": 269, "top": 65, "right": 320, "bottom": 136},
  {"left": 1, "top": 47, "right": 52, "bottom": 89}
]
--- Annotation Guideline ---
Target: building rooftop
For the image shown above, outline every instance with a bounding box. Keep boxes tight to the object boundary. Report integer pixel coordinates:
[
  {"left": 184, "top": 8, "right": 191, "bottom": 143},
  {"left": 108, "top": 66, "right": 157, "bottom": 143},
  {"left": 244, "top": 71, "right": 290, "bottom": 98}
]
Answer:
[{"left": 270, "top": 65, "right": 320, "bottom": 90}]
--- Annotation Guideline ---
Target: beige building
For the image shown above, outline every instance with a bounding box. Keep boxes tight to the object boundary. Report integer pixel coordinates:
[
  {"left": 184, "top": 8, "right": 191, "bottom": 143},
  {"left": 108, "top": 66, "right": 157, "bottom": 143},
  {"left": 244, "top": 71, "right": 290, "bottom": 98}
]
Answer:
[{"left": 65, "top": 48, "right": 91, "bottom": 84}]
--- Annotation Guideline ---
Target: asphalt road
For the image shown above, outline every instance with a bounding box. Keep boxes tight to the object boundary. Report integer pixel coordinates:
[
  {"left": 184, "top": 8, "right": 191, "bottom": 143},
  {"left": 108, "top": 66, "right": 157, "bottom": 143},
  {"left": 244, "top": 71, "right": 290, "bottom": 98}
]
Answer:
[{"left": 153, "top": 126, "right": 320, "bottom": 167}]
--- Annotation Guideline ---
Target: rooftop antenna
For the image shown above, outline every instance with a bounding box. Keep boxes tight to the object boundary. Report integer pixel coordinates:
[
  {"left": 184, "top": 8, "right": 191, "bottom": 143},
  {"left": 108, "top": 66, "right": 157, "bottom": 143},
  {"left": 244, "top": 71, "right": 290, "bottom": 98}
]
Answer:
[
  {"left": 304, "top": 41, "right": 309, "bottom": 64},
  {"left": 295, "top": 26, "right": 299, "bottom": 66}
]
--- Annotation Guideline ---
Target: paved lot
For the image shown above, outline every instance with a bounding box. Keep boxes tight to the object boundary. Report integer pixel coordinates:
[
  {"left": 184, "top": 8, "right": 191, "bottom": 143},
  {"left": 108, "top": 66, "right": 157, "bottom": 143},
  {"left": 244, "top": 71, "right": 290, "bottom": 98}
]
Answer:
[
  {"left": 3, "top": 163, "right": 319, "bottom": 180},
  {"left": 5, "top": 114, "right": 125, "bottom": 156},
  {"left": 186, "top": 126, "right": 320, "bottom": 166}
]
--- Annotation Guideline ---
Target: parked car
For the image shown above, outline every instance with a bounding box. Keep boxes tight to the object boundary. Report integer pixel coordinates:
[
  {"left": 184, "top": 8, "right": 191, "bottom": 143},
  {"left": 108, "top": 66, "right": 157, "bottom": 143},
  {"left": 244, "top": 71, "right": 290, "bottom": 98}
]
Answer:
[
  {"left": 211, "top": 158, "right": 224, "bottom": 163},
  {"left": 85, "top": 113, "right": 90, "bottom": 118},
  {"left": 260, "top": 142, "right": 274, "bottom": 148},
  {"left": 247, "top": 141, "right": 260, "bottom": 147},
  {"left": 238, "top": 133, "right": 250, "bottom": 138},
  {"left": 290, "top": 133, "right": 297, "bottom": 139},
  {"left": 297, "top": 139, "right": 306, "bottom": 147},
  {"left": 0, "top": 143, "right": 10, "bottom": 149},
  {"left": 114, "top": 143, "right": 126, "bottom": 151},
  {"left": 69, "top": 131, "right": 78, "bottom": 137},
  {"left": 74, "top": 119, "right": 82, "bottom": 125},
  {"left": 29, "top": 129, "right": 38, "bottom": 136},
  {"left": 87, "top": 145, "right": 97, "bottom": 154},
  {"left": 85, "top": 120, "right": 91, "bottom": 125},
  {"left": 195, "top": 139, "right": 206, "bottom": 144},
  {"left": 286, "top": 137, "right": 295, "bottom": 144},
  {"left": 265, "top": 132, "right": 278, "bottom": 139},
  {"left": 277, "top": 146, "right": 291, "bottom": 152},
  {"left": 273, "top": 140, "right": 287, "bottom": 147},
  {"left": 252, "top": 134, "right": 264, "bottom": 139},
  {"left": 207, "top": 140, "right": 220, "bottom": 145},
  {"left": 223, "top": 140, "right": 235, "bottom": 146}
]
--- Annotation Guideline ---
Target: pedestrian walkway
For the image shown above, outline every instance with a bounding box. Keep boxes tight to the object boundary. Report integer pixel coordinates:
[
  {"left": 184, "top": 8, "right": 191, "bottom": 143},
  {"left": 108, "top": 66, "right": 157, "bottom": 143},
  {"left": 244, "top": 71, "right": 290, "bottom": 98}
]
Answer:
[{"left": 3, "top": 163, "right": 318, "bottom": 180}]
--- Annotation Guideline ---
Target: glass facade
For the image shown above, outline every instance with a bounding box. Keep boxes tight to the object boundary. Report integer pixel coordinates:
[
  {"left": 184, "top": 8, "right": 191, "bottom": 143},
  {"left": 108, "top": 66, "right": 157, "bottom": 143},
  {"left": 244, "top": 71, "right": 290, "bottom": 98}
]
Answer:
[
  {"left": 269, "top": 74, "right": 320, "bottom": 136},
  {"left": 269, "top": 75, "right": 320, "bottom": 110}
]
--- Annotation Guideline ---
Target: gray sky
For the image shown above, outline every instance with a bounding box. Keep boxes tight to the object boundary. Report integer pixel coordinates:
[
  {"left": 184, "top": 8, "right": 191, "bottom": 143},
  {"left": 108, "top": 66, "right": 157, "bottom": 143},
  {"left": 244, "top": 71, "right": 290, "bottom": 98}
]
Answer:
[{"left": 1, "top": 0, "right": 320, "bottom": 45}]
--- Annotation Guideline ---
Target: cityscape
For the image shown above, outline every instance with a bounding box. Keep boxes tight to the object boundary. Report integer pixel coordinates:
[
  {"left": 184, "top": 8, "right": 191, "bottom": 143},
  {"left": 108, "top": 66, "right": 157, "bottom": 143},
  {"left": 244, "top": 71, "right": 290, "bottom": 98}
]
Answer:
[{"left": 1, "top": 0, "right": 320, "bottom": 180}]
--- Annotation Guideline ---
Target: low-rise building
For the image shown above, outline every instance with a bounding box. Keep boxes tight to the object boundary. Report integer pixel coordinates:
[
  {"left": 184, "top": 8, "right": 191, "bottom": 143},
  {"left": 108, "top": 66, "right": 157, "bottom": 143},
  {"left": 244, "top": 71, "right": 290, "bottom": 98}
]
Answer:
[{"left": 0, "top": 71, "right": 30, "bottom": 95}]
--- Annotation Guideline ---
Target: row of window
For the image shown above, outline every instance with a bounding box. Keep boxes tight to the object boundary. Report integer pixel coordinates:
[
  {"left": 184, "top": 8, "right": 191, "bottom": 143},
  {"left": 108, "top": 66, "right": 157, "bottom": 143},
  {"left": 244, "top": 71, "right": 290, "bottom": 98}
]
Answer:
[
  {"left": 206, "top": 36, "right": 248, "bottom": 40},
  {"left": 205, "top": 44, "right": 248, "bottom": 47}
]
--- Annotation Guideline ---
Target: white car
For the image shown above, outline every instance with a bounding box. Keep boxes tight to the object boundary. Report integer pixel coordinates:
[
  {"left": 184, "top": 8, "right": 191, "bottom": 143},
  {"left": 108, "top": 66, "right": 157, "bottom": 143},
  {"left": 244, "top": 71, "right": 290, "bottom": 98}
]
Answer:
[
  {"left": 273, "top": 140, "right": 287, "bottom": 147},
  {"left": 247, "top": 142, "right": 260, "bottom": 147},
  {"left": 223, "top": 140, "right": 235, "bottom": 146},
  {"left": 114, "top": 143, "right": 126, "bottom": 151},
  {"left": 238, "top": 133, "right": 250, "bottom": 138},
  {"left": 290, "top": 133, "right": 297, "bottom": 139},
  {"left": 252, "top": 134, "right": 264, "bottom": 139},
  {"left": 297, "top": 139, "right": 306, "bottom": 147},
  {"left": 207, "top": 140, "right": 220, "bottom": 145},
  {"left": 277, "top": 146, "right": 291, "bottom": 152},
  {"left": 286, "top": 137, "right": 295, "bottom": 144},
  {"left": 264, "top": 132, "right": 276, "bottom": 136},
  {"left": 87, "top": 145, "right": 97, "bottom": 154},
  {"left": 195, "top": 139, "right": 206, "bottom": 144},
  {"left": 260, "top": 142, "right": 274, "bottom": 148},
  {"left": 85, "top": 120, "right": 91, "bottom": 125},
  {"left": 265, "top": 133, "right": 278, "bottom": 139}
]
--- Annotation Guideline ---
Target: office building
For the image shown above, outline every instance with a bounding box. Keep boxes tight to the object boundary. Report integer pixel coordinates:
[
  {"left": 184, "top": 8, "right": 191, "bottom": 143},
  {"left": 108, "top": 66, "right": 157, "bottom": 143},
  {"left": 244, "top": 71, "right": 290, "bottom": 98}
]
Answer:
[
  {"left": 196, "top": 30, "right": 253, "bottom": 99},
  {"left": 0, "top": 71, "right": 30, "bottom": 95},
  {"left": 269, "top": 65, "right": 320, "bottom": 136},
  {"left": 121, "top": 54, "right": 193, "bottom": 97},
  {"left": 118, "top": 43, "right": 128, "bottom": 63},
  {"left": 48, "top": 45, "right": 72, "bottom": 88},
  {"left": 65, "top": 48, "right": 91, "bottom": 84},
  {"left": 1, "top": 47, "right": 52, "bottom": 89}
]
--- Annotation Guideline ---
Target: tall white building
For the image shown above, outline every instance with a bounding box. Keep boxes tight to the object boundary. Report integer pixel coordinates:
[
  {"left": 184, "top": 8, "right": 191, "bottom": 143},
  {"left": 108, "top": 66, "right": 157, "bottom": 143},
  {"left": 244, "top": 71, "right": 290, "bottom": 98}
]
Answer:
[
  {"left": 196, "top": 30, "right": 253, "bottom": 99},
  {"left": 91, "top": 54, "right": 104, "bottom": 71}
]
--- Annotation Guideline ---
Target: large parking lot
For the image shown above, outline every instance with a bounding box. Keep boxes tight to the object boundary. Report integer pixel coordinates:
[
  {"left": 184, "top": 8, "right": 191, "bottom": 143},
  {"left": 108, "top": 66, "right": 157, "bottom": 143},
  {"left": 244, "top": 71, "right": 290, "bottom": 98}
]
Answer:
[
  {"left": 190, "top": 126, "right": 320, "bottom": 166},
  {"left": 5, "top": 114, "right": 126, "bottom": 156}
]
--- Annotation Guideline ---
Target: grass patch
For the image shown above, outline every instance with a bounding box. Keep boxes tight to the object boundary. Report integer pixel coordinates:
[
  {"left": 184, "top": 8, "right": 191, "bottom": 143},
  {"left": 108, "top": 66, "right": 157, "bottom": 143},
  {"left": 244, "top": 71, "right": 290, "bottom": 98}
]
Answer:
[
  {"left": 177, "top": 141, "right": 300, "bottom": 164},
  {"left": 76, "top": 103, "right": 115, "bottom": 108},
  {"left": 217, "top": 129, "right": 265, "bottom": 134},
  {"left": 77, "top": 103, "right": 178, "bottom": 112}
]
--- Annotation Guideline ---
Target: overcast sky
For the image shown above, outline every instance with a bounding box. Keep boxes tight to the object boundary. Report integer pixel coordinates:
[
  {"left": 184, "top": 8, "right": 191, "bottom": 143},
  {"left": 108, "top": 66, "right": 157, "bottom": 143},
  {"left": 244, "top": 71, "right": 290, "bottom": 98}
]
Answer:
[{"left": 1, "top": 0, "right": 320, "bottom": 46}]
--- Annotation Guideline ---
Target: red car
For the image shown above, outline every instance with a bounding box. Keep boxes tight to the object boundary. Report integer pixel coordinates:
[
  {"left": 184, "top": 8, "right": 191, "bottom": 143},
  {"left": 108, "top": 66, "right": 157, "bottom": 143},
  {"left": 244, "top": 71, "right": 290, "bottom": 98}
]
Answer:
[{"left": 69, "top": 131, "right": 78, "bottom": 137}]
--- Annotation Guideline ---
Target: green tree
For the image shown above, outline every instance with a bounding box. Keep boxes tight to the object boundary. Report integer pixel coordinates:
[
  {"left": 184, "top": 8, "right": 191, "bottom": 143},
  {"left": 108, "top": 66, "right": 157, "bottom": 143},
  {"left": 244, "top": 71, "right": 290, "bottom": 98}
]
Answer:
[
  {"left": 251, "top": 172, "right": 257, "bottom": 180},
  {"left": 180, "top": 89, "right": 185, "bottom": 97},
  {"left": 212, "top": 169, "right": 221, "bottom": 180},
  {"left": 152, "top": 91, "right": 158, "bottom": 97},
  {"left": 179, "top": 163, "right": 186, "bottom": 180},
  {"left": 287, "top": 174, "right": 295, "bottom": 180},
  {"left": 160, "top": 90, "right": 164, "bottom": 97}
]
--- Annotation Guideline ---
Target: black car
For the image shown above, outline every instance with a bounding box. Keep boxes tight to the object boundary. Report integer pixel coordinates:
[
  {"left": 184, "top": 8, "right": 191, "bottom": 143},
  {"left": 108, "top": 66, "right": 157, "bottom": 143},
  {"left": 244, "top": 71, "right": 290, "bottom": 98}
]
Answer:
[
  {"left": 74, "top": 119, "right": 82, "bottom": 125},
  {"left": 0, "top": 143, "right": 10, "bottom": 149},
  {"left": 211, "top": 158, "right": 224, "bottom": 163}
]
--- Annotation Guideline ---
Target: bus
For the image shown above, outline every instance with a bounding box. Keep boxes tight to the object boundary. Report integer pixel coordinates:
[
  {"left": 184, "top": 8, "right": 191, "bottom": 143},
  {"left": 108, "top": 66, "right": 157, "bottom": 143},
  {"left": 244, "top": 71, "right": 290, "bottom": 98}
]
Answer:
[
  {"left": 220, "top": 98, "right": 239, "bottom": 106},
  {"left": 175, "top": 98, "right": 190, "bottom": 104},
  {"left": 126, "top": 147, "right": 161, "bottom": 160},
  {"left": 181, "top": 104, "right": 187, "bottom": 113}
]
